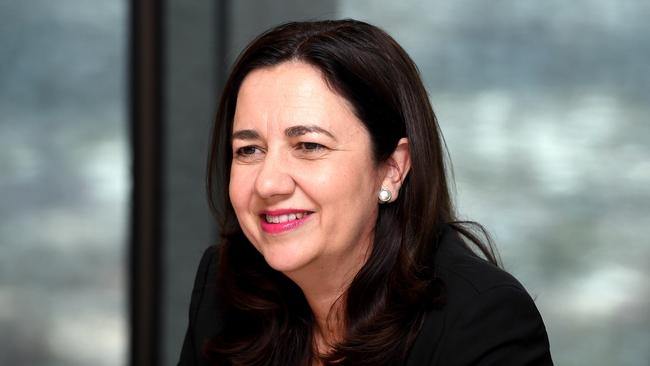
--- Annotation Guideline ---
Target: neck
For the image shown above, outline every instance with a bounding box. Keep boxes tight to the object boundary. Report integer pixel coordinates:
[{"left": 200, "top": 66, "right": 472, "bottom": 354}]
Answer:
[
  {"left": 284, "top": 240, "right": 371, "bottom": 348},
  {"left": 309, "top": 284, "right": 346, "bottom": 346}
]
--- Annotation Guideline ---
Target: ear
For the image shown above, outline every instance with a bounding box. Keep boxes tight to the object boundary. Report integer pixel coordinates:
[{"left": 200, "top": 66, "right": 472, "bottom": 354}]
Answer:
[{"left": 380, "top": 138, "right": 411, "bottom": 202}]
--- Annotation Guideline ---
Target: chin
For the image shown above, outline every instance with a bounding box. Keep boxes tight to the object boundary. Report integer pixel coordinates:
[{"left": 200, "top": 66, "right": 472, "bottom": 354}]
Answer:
[{"left": 260, "top": 247, "right": 315, "bottom": 275}]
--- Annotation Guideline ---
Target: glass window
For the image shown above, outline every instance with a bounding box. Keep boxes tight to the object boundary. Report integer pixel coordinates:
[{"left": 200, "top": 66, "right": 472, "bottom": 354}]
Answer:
[{"left": 0, "top": 1, "right": 128, "bottom": 365}]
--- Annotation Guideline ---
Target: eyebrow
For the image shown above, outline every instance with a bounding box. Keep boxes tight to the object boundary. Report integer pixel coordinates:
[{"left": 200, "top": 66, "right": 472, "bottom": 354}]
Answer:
[
  {"left": 231, "top": 129, "right": 260, "bottom": 141},
  {"left": 231, "top": 125, "right": 337, "bottom": 141},
  {"left": 285, "top": 125, "right": 336, "bottom": 140}
]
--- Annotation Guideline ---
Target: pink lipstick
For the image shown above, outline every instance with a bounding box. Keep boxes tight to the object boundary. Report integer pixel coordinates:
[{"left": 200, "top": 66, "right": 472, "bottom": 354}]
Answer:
[{"left": 259, "top": 209, "right": 313, "bottom": 234}]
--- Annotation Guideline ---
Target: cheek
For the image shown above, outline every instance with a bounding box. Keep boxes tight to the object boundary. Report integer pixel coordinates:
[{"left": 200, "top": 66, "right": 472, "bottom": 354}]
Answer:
[
  {"left": 305, "top": 158, "right": 379, "bottom": 206},
  {"left": 229, "top": 168, "right": 260, "bottom": 243},
  {"left": 228, "top": 166, "right": 252, "bottom": 211}
]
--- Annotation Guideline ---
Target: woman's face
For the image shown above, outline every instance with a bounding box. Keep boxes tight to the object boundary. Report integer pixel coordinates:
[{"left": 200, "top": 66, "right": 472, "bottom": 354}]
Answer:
[{"left": 229, "top": 61, "right": 385, "bottom": 276}]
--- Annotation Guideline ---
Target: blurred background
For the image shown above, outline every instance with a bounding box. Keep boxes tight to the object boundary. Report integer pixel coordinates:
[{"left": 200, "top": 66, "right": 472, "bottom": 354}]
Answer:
[{"left": 1, "top": 0, "right": 648, "bottom": 365}]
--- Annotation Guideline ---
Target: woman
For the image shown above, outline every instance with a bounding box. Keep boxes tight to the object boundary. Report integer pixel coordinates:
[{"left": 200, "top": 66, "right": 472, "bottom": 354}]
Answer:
[{"left": 179, "top": 19, "right": 552, "bottom": 365}]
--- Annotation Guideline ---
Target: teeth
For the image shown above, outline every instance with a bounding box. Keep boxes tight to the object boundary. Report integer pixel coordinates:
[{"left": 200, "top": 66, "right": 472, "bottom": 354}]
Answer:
[{"left": 265, "top": 212, "right": 309, "bottom": 223}]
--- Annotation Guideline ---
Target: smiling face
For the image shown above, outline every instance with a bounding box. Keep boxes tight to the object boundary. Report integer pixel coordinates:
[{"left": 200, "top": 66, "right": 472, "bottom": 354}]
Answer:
[{"left": 229, "top": 61, "right": 386, "bottom": 278}]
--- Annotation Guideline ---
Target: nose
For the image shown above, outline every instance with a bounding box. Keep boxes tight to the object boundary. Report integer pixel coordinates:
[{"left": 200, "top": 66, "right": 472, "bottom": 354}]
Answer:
[{"left": 254, "top": 150, "right": 296, "bottom": 199}]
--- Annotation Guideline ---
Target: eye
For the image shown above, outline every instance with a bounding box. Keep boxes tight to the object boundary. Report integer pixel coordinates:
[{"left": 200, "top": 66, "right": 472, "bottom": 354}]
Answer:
[
  {"left": 297, "top": 142, "right": 326, "bottom": 152},
  {"left": 234, "top": 145, "right": 265, "bottom": 161},
  {"left": 236, "top": 146, "right": 260, "bottom": 155}
]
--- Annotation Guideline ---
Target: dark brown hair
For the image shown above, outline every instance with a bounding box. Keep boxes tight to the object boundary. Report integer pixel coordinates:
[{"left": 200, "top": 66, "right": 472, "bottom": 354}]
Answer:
[{"left": 206, "top": 19, "right": 497, "bottom": 365}]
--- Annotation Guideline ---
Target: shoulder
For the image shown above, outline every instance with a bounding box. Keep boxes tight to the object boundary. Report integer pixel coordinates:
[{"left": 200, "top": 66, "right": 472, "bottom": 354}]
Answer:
[
  {"left": 435, "top": 231, "right": 527, "bottom": 307},
  {"left": 178, "top": 245, "right": 221, "bottom": 366},
  {"left": 407, "top": 229, "right": 553, "bottom": 365},
  {"left": 186, "top": 245, "right": 220, "bottom": 310},
  {"left": 195, "top": 245, "right": 219, "bottom": 283},
  {"left": 434, "top": 230, "right": 545, "bottom": 333},
  {"left": 188, "top": 245, "right": 220, "bottom": 320}
]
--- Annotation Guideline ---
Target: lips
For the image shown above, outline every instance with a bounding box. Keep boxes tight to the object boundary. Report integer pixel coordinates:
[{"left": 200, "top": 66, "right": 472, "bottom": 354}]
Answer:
[{"left": 259, "top": 209, "right": 313, "bottom": 234}]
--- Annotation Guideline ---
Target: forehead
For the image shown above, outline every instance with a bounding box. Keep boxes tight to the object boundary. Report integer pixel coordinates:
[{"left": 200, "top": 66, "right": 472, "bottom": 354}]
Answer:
[{"left": 233, "top": 61, "right": 363, "bottom": 135}]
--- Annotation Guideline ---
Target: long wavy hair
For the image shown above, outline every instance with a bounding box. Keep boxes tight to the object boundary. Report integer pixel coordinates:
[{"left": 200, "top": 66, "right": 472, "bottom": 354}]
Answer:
[{"left": 205, "top": 19, "right": 497, "bottom": 366}]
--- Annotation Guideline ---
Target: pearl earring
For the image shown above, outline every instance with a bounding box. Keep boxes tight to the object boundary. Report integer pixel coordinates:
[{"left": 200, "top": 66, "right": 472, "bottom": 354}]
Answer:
[{"left": 378, "top": 188, "right": 392, "bottom": 203}]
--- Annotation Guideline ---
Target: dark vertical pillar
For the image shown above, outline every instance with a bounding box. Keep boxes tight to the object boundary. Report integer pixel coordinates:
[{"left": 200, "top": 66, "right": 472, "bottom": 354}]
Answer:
[
  {"left": 216, "top": 0, "right": 230, "bottom": 90},
  {"left": 130, "top": 0, "right": 164, "bottom": 365},
  {"left": 160, "top": 1, "right": 222, "bottom": 364}
]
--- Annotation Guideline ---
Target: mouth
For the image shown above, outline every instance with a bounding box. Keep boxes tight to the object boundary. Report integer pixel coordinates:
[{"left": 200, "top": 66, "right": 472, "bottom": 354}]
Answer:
[
  {"left": 259, "top": 209, "right": 314, "bottom": 234},
  {"left": 263, "top": 211, "right": 312, "bottom": 223}
]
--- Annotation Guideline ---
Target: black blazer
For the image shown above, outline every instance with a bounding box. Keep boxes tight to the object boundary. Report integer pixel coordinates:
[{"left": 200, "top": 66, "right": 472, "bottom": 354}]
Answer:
[{"left": 179, "top": 229, "right": 553, "bottom": 365}]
